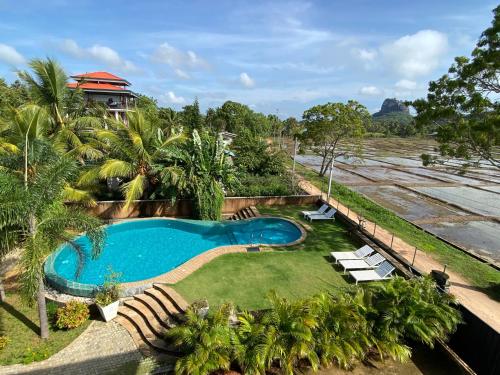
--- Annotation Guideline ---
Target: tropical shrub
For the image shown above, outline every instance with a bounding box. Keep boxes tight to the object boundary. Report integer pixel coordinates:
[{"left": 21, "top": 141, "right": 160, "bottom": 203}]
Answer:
[
  {"left": 55, "top": 301, "right": 90, "bottom": 330},
  {"left": 0, "top": 336, "right": 9, "bottom": 351},
  {"left": 365, "top": 276, "right": 462, "bottom": 361},
  {"left": 166, "top": 303, "right": 234, "bottom": 375},
  {"left": 167, "top": 278, "right": 461, "bottom": 375},
  {"left": 230, "top": 174, "right": 299, "bottom": 197},
  {"left": 169, "top": 130, "right": 237, "bottom": 220}
]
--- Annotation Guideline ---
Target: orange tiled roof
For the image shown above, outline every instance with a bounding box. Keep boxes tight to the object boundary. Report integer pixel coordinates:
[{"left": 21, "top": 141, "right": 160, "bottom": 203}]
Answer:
[
  {"left": 71, "top": 71, "right": 127, "bottom": 82},
  {"left": 67, "top": 82, "right": 131, "bottom": 92}
]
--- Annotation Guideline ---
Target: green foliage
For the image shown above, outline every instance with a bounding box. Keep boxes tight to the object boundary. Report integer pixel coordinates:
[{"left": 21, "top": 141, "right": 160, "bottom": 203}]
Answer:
[
  {"left": 79, "top": 110, "right": 184, "bottom": 207},
  {"left": 0, "top": 336, "right": 9, "bottom": 351},
  {"left": 169, "top": 278, "right": 460, "bottom": 374},
  {"left": 55, "top": 301, "right": 90, "bottom": 330},
  {"left": 135, "top": 94, "right": 161, "bottom": 127},
  {"left": 22, "top": 347, "right": 50, "bottom": 364},
  {"left": 231, "top": 174, "right": 298, "bottom": 197},
  {"left": 180, "top": 98, "right": 203, "bottom": 131},
  {"left": 166, "top": 303, "right": 234, "bottom": 375},
  {"left": 231, "top": 129, "right": 287, "bottom": 176},
  {"left": 369, "top": 112, "right": 417, "bottom": 137},
  {"left": 169, "top": 130, "right": 237, "bottom": 220},
  {"left": 412, "top": 6, "right": 500, "bottom": 169},
  {"left": 301, "top": 101, "right": 368, "bottom": 176},
  {"left": 94, "top": 269, "right": 121, "bottom": 306},
  {"left": 0, "top": 79, "right": 30, "bottom": 117}
]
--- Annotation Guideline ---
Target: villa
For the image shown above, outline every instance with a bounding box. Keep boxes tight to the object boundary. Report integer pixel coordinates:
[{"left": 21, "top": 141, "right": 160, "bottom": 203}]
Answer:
[{"left": 66, "top": 71, "right": 137, "bottom": 121}]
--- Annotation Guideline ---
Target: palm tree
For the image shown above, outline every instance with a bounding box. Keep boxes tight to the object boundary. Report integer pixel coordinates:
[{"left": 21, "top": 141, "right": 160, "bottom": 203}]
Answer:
[
  {"left": 232, "top": 310, "right": 269, "bottom": 375},
  {"left": 364, "top": 276, "right": 462, "bottom": 361},
  {"left": 0, "top": 104, "right": 49, "bottom": 155},
  {"left": 258, "top": 292, "right": 320, "bottom": 375},
  {"left": 18, "top": 58, "right": 105, "bottom": 161},
  {"left": 78, "top": 110, "right": 184, "bottom": 208},
  {"left": 310, "top": 291, "right": 371, "bottom": 369},
  {"left": 166, "top": 304, "right": 234, "bottom": 375},
  {"left": 170, "top": 130, "right": 237, "bottom": 220},
  {"left": 0, "top": 148, "right": 104, "bottom": 338},
  {"left": 18, "top": 58, "right": 67, "bottom": 127}
]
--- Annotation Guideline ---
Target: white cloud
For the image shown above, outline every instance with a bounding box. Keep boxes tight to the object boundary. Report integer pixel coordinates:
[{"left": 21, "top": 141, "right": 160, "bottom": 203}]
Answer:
[
  {"left": 59, "top": 39, "right": 138, "bottom": 72},
  {"left": 395, "top": 79, "right": 417, "bottom": 90},
  {"left": 0, "top": 43, "right": 25, "bottom": 66},
  {"left": 239, "top": 72, "right": 255, "bottom": 88},
  {"left": 380, "top": 30, "right": 448, "bottom": 78},
  {"left": 174, "top": 68, "right": 190, "bottom": 79},
  {"left": 163, "top": 91, "right": 186, "bottom": 104},
  {"left": 354, "top": 48, "right": 377, "bottom": 61},
  {"left": 359, "top": 86, "right": 382, "bottom": 95},
  {"left": 151, "top": 42, "right": 209, "bottom": 69}
]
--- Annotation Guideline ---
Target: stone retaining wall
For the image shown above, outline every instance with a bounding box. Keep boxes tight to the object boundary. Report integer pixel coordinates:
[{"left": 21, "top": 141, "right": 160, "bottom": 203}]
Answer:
[{"left": 78, "top": 195, "right": 320, "bottom": 220}]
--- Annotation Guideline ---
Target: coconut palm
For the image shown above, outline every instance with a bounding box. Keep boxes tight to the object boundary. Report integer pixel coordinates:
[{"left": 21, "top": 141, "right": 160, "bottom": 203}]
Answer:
[
  {"left": 18, "top": 58, "right": 106, "bottom": 161},
  {"left": 78, "top": 110, "right": 184, "bottom": 208},
  {"left": 310, "top": 291, "right": 372, "bottom": 369},
  {"left": 166, "top": 304, "right": 234, "bottom": 375},
  {"left": 168, "top": 130, "right": 237, "bottom": 220},
  {"left": 364, "top": 276, "right": 462, "bottom": 361},
  {"left": 0, "top": 148, "right": 104, "bottom": 338},
  {"left": 258, "top": 292, "right": 320, "bottom": 375},
  {"left": 0, "top": 104, "right": 49, "bottom": 155}
]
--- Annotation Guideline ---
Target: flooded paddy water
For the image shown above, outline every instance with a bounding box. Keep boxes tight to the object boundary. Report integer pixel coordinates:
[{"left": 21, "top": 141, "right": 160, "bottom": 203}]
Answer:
[{"left": 297, "top": 138, "right": 500, "bottom": 264}]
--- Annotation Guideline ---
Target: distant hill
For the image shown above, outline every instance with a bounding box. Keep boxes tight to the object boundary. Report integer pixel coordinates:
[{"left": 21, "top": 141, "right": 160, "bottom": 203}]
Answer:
[
  {"left": 373, "top": 98, "right": 410, "bottom": 117},
  {"left": 369, "top": 98, "right": 415, "bottom": 137}
]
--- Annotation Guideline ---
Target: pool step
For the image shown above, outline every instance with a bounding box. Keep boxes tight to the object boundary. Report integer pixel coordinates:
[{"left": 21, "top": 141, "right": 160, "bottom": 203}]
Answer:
[
  {"left": 115, "top": 285, "right": 189, "bottom": 356},
  {"left": 229, "top": 205, "right": 260, "bottom": 221}
]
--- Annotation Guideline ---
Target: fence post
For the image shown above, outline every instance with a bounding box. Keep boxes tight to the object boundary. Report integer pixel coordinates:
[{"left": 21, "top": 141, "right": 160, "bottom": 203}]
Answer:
[
  {"left": 373, "top": 223, "right": 377, "bottom": 236},
  {"left": 411, "top": 247, "right": 417, "bottom": 266},
  {"left": 347, "top": 206, "right": 350, "bottom": 217},
  {"left": 390, "top": 234, "right": 394, "bottom": 249}
]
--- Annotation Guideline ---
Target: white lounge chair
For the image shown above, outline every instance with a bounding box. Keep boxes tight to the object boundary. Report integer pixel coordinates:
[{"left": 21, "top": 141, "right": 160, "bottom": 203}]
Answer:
[
  {"left": 330, "top": 245, "right": 375, "bottom": 264},
  {"left": 306, "top": 208, "right": 336, "bottom": 222},
  {"left": 301, "top": 204, "right": 329, "bottom": 218},
  {"left": 348, "top": 261, "right": 395, "bottom": 285},
  {"left": 338, "top": 253, "right": 385, "bottom": 273}
]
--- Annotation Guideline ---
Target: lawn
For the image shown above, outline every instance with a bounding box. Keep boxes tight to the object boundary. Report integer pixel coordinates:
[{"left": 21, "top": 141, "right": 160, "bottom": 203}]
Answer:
[
  {"left": 0, "top": 293, "right": 90, "bottom": 365},
  {"left": 293, "top": 161, "right": 500, "bottom": 301},
  {"left": 172, "top": 205, "right": 361, "bottom": 310}
]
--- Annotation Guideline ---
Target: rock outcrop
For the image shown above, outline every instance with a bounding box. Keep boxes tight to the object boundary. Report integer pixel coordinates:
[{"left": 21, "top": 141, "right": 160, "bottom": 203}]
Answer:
[{"left": 373, "top": 98, "right": 409, "bottom": 117}]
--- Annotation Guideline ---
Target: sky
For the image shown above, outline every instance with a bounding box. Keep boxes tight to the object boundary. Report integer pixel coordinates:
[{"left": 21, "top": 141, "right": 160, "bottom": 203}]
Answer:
[{"left": 0, "top": 0, "right": 496, "bottom": 117}]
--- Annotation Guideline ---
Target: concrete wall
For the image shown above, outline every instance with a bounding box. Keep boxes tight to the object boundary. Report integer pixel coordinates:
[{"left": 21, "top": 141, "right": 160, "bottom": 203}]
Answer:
[{"left": 84, "top": 195, "right": 320, "bottom": 220}]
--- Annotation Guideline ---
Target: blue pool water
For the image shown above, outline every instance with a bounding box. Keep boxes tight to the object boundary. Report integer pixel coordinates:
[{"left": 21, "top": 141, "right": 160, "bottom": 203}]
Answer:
[{"left": 45, "top": 218, "right": 302, "bottom": 288}]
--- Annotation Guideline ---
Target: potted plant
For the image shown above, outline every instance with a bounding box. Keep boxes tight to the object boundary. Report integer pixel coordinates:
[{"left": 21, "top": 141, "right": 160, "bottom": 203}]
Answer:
[{"left": 94, "top": 269, "right": 121, "bottom": 322}]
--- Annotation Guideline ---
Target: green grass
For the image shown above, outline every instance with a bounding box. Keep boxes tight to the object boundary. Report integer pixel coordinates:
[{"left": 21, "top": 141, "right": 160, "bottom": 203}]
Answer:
[
  {"left": 293, "top": 161, "right": 500, "bottom": 301},
  {"left": 0, "top": 293, "right": 90, "bottom": 365},
  {"left": 173, "top": 205, "right": 360, "bottom": 310}
]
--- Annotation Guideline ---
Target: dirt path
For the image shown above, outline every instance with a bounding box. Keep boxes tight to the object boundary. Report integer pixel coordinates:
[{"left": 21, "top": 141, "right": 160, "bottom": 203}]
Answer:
[{"left": 298, "top": 178, "right": 500, "bottom": 333}]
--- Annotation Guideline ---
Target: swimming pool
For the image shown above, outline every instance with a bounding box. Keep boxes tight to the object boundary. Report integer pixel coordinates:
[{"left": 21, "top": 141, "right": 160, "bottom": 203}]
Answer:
[{"left": 44, "top": 217, "right": 303, "bottom": 297}]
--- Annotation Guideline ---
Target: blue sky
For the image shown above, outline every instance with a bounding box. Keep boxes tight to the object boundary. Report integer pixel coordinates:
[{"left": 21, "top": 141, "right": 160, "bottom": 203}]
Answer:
[{"left": 0, "top": 0, "right": 496, "bottom": 117}]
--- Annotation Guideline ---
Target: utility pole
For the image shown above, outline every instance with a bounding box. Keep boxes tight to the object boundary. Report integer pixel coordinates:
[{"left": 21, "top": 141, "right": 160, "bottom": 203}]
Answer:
[{"left": 326, "top": 157, "right": 334, "bottom": 200}]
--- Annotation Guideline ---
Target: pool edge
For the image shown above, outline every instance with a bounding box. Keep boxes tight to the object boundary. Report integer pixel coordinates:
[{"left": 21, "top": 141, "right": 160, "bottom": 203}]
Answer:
[{"left": 44, "top": 216, "right": 307, "bottom": 298}]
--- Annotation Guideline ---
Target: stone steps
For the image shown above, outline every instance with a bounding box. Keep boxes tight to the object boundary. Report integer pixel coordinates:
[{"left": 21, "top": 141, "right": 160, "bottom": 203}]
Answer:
[
  {"left": 114, "top": 284, "right": 189, "bottom": 356},
  {"left": 229, "top": 205, "right": 260, "bottom": 221}
]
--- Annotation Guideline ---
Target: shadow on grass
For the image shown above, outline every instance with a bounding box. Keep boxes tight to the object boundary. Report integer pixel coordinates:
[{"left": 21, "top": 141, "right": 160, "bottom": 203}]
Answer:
[{"left": 1, "top": 300, "right": 40, "bottom": 335}]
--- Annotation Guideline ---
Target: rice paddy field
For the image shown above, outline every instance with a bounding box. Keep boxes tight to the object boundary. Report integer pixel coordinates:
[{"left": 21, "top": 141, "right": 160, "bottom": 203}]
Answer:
[{"left": 296, "top": 137, "right": 500, "bottom": 266}]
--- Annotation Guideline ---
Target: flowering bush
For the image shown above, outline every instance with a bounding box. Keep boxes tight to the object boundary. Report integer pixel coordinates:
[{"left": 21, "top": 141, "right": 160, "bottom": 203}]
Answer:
[{"left": 55, "top": 301, "right": 90, "bottom": 330}]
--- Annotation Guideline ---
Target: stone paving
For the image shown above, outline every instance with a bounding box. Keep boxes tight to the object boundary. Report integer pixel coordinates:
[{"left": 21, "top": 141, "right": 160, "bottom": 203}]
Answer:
[{"left": 0, "top": 321, "right": 142, "bottom": 375}]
